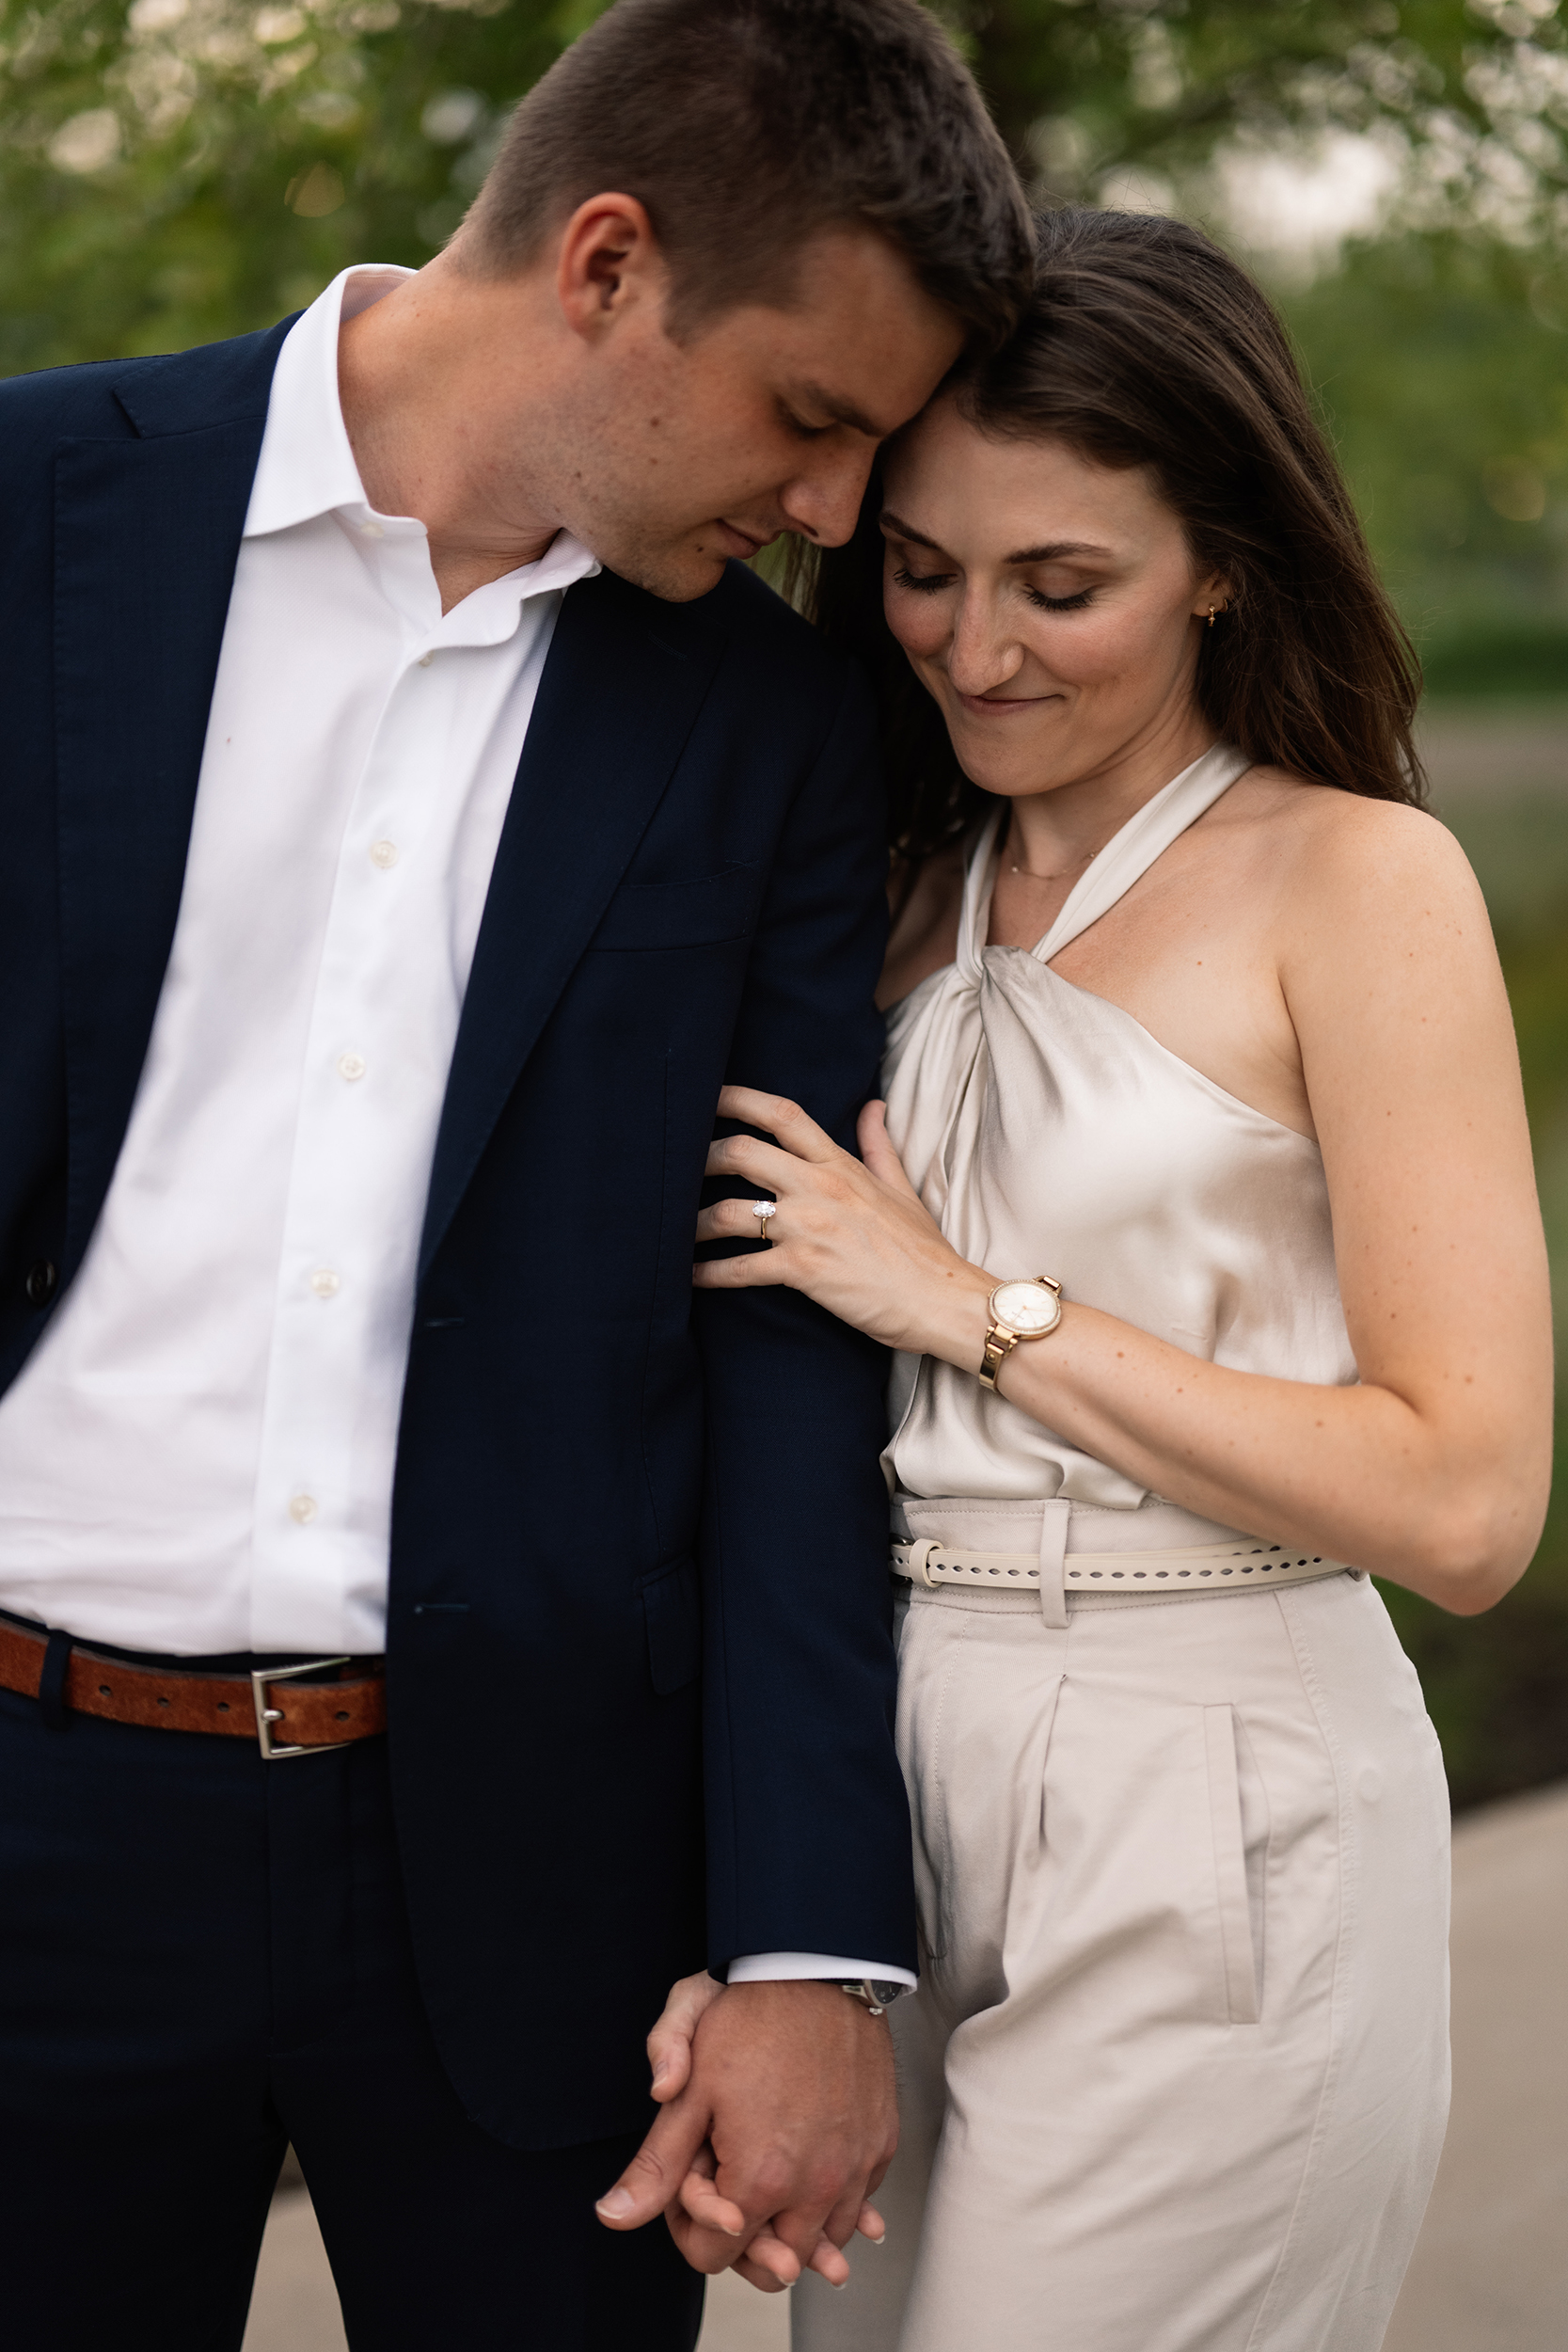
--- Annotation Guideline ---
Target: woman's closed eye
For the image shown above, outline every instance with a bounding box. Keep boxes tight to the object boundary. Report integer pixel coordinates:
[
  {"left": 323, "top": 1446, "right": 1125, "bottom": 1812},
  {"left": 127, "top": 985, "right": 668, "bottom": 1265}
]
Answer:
[
  {"left": 1024, "top": 584, "right": 1096, "bottom": 612},
  {"left": 892, "top": 564, "right": 957, "bottom": 595}
]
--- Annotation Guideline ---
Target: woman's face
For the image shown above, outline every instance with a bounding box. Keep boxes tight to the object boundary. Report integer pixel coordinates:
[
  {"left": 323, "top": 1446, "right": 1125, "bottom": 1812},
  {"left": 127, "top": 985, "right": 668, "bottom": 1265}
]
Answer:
[{"left": 880, "top": 397, "right": 1227, "bottom": 801}]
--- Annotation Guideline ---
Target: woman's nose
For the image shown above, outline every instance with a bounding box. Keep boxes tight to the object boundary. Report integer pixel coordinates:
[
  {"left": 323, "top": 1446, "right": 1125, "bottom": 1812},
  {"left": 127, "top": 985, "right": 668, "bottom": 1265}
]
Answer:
[{"left": 946, "top": 598, "right": 1022, "bottom": 696}]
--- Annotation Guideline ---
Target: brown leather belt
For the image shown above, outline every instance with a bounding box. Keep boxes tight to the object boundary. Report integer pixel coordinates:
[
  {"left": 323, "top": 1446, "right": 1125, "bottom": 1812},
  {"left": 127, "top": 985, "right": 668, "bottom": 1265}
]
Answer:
[{"left": 0, "top": 1617, "right": 387, "bottom": 1758}]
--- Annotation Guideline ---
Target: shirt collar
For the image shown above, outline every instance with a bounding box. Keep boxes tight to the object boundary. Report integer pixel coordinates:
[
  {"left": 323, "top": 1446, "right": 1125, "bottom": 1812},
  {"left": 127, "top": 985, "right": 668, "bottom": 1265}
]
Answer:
[
  {"left": 244, "top": 264, "right": 407, "bottom": 538},
  {"left": 242, "top": 262, "right": 602, "bottom": 605}
]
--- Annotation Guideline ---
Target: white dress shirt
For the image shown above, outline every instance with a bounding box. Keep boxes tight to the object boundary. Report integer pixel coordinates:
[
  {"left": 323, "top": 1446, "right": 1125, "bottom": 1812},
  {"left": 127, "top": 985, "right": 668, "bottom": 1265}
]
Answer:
[
  {"left": 0, "top": 263, "right": 913, "bottom": 1993},
  {"left": 0, "top": 265, "right": 597, "bottom": 1656}
]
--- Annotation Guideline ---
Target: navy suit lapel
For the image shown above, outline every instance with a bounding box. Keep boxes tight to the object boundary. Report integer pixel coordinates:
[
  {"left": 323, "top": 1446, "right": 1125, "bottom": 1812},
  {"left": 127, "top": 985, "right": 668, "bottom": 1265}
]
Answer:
[
  {"left": 419, "top": 567, "right": 726, "bottom": 1279},
  {"left": 53, "top": 324, "right": 290, "bottom": 1275}
]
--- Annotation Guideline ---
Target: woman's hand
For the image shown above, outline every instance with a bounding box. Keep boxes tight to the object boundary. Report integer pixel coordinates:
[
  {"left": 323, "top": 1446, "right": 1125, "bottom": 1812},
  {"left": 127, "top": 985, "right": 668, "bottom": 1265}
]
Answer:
[
  {"left": 693, "top": 1085, "right": 992, "bottom": 1365},
  {"left": 643, "top": 1970, "right": 889, "bottom": 2293}
]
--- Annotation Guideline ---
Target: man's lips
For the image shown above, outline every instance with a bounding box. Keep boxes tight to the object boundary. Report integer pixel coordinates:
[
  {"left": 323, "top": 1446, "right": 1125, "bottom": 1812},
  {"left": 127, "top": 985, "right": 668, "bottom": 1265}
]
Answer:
[{"left": 714, "top": 520, "right": 770, "bottom": 559}]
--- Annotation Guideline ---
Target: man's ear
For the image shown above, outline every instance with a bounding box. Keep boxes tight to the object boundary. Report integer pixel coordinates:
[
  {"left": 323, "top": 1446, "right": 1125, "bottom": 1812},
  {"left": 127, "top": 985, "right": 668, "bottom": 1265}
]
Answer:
[{"left": 555, "top": 193, "right": 670, "bottom": 342}]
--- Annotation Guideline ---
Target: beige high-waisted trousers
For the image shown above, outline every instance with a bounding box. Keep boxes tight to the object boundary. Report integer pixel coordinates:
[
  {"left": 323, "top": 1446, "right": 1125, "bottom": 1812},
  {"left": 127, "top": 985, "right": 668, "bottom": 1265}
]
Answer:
[{"left": 795, "top": 1565, "right": 1450, "bottom": 2352}]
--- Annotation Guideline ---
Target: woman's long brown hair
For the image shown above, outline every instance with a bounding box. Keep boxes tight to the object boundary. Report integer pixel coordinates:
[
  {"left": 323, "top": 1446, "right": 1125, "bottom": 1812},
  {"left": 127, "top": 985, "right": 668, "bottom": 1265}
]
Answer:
[{"left": 791, "top": 207, "right": 1426, "bottom": 866}]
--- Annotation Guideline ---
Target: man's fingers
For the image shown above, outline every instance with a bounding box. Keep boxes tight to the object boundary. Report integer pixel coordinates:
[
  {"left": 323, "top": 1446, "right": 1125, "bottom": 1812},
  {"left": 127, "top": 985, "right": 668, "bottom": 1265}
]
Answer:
[{"left": 595, "top": 2100, "right": 710, "bottom": 2231}]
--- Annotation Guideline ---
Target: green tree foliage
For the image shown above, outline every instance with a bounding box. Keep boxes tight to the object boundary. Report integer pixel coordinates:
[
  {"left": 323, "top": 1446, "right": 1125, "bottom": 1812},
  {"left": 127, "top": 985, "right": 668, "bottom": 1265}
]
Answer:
[
  {"left": 2, "top": 0, "right": 1566, "bottom": 372},
  {"left": 1282, "top": 230, "right": 1568, "bottom": 661}
]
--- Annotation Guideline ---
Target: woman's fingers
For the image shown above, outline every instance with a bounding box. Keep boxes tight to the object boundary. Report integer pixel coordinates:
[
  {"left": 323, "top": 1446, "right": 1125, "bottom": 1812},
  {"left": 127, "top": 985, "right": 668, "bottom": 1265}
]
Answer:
[
  {"left": 732, "top": 2223, "right": 801, "bottom": 2291},
  {"left": 704, "top": 1131, "right": 804, "bottom": 1189},
  {"left": 646, "top": 1970, "right": 724, "bottom": 2104},
  {"left": 692, "top": 1249, "right": 787, "bottom": 1291},
  {"left": 676, "top": 2161, "right": 747, "bottom": 2238},
  {"left": 857, "top": 1100, "right": 923, "bottom": 1201},
  {"left": 717, "top": 1085, "right": 838, "bottom": 1163},
  {"left": 856, "top": 2199, "right": 887, "bottom": 2244}
]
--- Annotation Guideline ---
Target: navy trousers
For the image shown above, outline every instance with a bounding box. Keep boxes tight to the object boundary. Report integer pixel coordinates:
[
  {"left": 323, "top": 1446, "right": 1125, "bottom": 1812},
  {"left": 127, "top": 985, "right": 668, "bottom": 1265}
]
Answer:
[{"left": 0, "top": 1660, "right": 705, "bottom": 2351}]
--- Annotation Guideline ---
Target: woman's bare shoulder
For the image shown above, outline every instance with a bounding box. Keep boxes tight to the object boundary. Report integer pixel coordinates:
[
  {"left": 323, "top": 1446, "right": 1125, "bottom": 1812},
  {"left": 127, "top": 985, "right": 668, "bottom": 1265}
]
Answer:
[
  {"left": 1227, "top": 766, "right": 1482, "bottom": 912},
  {"left": 879, "top": 843, "right": 967, "bottom": 1010}
]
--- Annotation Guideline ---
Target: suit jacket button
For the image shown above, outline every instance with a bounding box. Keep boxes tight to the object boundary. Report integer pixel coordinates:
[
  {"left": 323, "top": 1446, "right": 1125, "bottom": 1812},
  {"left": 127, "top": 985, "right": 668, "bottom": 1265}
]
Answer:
[{"left": 24, "top": 1261, "right": 57, "bottom": 1307}]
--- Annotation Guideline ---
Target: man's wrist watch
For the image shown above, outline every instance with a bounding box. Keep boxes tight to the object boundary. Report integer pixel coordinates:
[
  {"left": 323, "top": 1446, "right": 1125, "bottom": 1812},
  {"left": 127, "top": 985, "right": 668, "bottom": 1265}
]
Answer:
[
  {"left": 978, "top": 1276, "right": 1063, "bottom": 1391},
  {"left": 824, "top": 1979, "right": 908, "bottom": 2018}
]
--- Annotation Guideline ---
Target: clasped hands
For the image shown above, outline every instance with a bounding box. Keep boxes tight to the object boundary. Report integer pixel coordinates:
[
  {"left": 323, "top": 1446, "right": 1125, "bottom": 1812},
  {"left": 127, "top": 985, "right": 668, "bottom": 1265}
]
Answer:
[
  {"left": 598, "top": 1087, "right": 978, "bottom": 2290},
  {"left": 595, "top": 1977, "right": 897, "bottom": 2291}
]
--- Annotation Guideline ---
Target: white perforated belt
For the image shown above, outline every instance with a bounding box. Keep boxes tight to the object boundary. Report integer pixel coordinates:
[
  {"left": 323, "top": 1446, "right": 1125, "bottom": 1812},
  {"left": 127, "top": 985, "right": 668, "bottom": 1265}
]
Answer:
[{"left": 892, "top": 1537, "right": 1354, "bottom": 1603}]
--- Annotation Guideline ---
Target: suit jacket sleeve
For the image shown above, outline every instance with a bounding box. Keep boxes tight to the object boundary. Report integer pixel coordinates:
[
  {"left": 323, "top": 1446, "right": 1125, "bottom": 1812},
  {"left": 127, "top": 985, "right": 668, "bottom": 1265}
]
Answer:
[{"left": 694, "top": 661, "right": 917, "bottom": 1977}]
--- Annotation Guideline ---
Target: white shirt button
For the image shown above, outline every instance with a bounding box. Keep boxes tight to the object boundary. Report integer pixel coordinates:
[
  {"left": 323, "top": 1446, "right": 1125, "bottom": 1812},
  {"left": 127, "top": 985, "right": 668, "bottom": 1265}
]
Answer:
[
  {"left": 289, "top": 1494, "right": 318, "bottom": 1524},
  {"left": 310, "top": 1267, "right": 341, "bottom": 1299},
  {"left": 418, "top": 653, "right": 434, "bottom": 668},
  {"left": 358, "top": 520, "right": 384, "bottom": 540},
  {"left": 370, "top": 839, "right": 399, "bottom": 869},
  {"left": 337, "top": 1051, "right": 367, "bottom": 1082}
]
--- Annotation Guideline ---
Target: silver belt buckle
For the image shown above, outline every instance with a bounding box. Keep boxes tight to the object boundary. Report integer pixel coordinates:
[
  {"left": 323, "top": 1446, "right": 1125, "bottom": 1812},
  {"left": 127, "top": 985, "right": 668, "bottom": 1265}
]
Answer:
[{"left": 252, "top": 1657, "right": 352, "bottom": 1759}]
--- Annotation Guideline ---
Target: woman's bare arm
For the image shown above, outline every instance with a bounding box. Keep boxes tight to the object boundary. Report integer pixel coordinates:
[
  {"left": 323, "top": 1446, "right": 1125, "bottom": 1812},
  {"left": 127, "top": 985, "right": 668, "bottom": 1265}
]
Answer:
[{"left": 694, "top": 805, "right": 1552, "bottom": 1615}]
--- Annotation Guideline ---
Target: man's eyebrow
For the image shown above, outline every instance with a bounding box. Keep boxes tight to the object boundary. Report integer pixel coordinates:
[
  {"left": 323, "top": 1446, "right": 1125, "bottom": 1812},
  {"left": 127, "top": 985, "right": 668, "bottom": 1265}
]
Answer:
[{"left": 793, "top": 382, "right": 888, "bottom": 438}]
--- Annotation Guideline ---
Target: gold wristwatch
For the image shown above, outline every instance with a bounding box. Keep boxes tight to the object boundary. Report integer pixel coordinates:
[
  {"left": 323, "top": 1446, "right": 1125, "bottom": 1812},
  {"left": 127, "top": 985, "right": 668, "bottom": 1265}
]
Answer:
[{"left": 978, "top": 1277, "right": 1063, "bottom": 1391}]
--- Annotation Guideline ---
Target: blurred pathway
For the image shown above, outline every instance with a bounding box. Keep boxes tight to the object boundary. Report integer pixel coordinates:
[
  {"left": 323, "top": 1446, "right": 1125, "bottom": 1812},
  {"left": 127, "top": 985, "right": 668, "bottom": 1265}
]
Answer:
[{"left": 244, "top": 1781, "right": 1567, "bottom": 2351}]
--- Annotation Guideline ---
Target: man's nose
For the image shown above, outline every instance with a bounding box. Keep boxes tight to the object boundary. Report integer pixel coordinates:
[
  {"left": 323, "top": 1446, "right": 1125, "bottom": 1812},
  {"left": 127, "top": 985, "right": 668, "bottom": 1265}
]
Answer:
[{"left": 779, "top": 445, "right": 879, "bottom": 548}]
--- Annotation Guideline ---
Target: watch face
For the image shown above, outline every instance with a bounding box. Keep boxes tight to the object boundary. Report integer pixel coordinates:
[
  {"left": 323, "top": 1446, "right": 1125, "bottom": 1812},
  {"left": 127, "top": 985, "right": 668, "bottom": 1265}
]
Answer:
[{"left": 990, "top": 1279, "right": 1062, "bottom": 1337}]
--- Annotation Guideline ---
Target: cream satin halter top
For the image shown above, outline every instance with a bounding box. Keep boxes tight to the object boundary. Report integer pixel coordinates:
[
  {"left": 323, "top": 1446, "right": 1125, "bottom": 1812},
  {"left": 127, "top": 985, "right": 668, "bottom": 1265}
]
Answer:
[{"left": 881, "top": 742, "right": 1357, "bottom": 1512}]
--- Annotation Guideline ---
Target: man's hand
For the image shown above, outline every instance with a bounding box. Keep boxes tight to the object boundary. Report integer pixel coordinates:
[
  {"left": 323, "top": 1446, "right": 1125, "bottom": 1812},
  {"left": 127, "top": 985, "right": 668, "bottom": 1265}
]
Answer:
[{"left": 595, "top": 1980, "right": 897, "bottom": 2290}]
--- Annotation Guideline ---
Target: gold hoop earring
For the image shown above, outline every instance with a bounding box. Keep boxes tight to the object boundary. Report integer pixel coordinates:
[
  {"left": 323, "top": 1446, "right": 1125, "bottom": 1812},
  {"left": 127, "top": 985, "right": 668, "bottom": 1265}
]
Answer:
[{"left": 1207, "top": 606, "right": 1217, "bottom": 628}]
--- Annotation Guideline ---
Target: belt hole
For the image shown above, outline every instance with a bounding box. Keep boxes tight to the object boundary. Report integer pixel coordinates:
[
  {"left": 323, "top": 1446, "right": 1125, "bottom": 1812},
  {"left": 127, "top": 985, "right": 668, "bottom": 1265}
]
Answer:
[
  {"left": 334, "top": 1709, "right": 350, "bottom": 1722},
  {"left": 217, "top": 1701, "right": 230, "bottom": 1712},
  {"left": 156, "top": 1695, "right": 170, "bottom": 1707},
  {"left": 98, "top": 1682, "right": 112, "bottom": 1696}
]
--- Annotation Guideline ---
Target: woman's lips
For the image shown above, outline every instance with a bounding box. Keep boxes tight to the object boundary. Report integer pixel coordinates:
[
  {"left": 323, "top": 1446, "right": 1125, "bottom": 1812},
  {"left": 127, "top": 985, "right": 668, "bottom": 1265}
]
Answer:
[{"left": 957, "top": 691, "right": 1060, "bottom": 718}]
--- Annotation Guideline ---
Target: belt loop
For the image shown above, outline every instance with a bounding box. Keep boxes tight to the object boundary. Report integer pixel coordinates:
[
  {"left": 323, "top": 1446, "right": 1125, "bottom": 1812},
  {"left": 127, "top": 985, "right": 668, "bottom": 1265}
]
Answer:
[
  {"left": 38, "top": 1628, "right": 72, "bottom": 1734},
  {"left": 1037, "top": 1500, "right": 1069, "bottom": 1629},
  {"left": 906, "top": 1539, "right": 939, "bottom": 1591}
]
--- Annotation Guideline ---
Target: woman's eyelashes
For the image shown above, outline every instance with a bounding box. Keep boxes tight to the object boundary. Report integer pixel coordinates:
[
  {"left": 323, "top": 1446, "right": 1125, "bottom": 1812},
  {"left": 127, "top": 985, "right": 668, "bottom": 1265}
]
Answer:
[
  {"left": 891, "top": 564, "right": 956, "bottom": 595},
  {"left": 1024, "top": 584, "right": 1095, "bottom": 612},
  {"left": 891, "top": 564, "right": 1097, "bottom": 613}
]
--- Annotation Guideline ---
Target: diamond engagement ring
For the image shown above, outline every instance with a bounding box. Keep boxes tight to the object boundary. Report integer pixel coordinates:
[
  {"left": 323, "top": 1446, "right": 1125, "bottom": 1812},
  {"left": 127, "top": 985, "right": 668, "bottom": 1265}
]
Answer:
[{"left": 752, "top": 1200, "right": 777, "bottom": 1244}]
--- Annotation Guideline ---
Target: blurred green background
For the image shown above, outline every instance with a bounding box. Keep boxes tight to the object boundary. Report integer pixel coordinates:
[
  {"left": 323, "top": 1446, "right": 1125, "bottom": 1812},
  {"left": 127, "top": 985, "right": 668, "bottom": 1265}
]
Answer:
[{"left": 2, "top": 0, "right": 1565, "bottom": 1805}]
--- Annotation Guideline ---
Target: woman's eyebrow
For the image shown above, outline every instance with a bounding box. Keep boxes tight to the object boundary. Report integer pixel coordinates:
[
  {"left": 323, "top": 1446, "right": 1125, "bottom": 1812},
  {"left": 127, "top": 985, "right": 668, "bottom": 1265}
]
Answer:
[
  {"left": 879, "top": 512, "right": 1116, "bottom": 566},
  {"left": 879, "top": 509, "right": 947, "bottom": 551},
  {"left": 1005, "top": 540, "right": 1114, "bottom": 564}
]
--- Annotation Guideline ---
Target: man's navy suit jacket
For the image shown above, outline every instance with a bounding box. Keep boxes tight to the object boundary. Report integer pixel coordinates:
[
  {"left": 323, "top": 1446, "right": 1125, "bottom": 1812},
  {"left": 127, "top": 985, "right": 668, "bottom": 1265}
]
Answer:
[{"left": 0, "top": 322, "right": 915, "bottom": 2149}]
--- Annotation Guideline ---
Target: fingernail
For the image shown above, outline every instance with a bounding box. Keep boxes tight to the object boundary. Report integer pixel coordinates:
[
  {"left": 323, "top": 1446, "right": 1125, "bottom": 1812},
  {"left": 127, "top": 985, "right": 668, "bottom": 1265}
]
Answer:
[
  {"left": 595, "top": 2188, "right": 635, "bottom": 2219},
  {"left": 651, "top": 2059, "right": 670, "bottom": 2086}
]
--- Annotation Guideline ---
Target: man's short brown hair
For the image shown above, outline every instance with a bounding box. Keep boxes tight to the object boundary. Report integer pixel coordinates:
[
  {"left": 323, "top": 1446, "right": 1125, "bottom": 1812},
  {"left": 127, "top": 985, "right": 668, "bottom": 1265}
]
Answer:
[{"left": 461, "top": 0, "right": 1032, "bottom": 348}]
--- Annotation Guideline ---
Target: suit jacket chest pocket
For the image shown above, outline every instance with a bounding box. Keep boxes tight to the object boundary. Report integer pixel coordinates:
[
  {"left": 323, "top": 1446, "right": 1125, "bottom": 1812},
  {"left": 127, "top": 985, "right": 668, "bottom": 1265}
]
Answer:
[{"left": 589, "top": 863, "right": 759, "bottom": 953}]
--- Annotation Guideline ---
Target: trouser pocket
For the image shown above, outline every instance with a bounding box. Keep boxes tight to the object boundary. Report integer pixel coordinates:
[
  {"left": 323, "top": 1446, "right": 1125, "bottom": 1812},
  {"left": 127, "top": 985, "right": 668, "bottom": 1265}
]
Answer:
[{"left": 1204, "top": 1703, "right": 1261, "bottom": 2024}]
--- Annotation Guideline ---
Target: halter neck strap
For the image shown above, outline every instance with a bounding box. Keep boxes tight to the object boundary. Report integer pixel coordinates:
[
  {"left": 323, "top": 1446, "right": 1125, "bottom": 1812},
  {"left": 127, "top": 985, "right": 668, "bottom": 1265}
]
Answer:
[{"left": 957, "top": 742, "right": 1252, "bottom": 979}]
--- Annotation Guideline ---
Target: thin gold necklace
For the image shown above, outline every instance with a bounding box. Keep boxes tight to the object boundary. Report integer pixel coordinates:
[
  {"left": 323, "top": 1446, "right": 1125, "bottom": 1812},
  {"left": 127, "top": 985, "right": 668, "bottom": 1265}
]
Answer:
[{"left": 1006, "top": 834, "right": 1101, "bottom": 883}]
